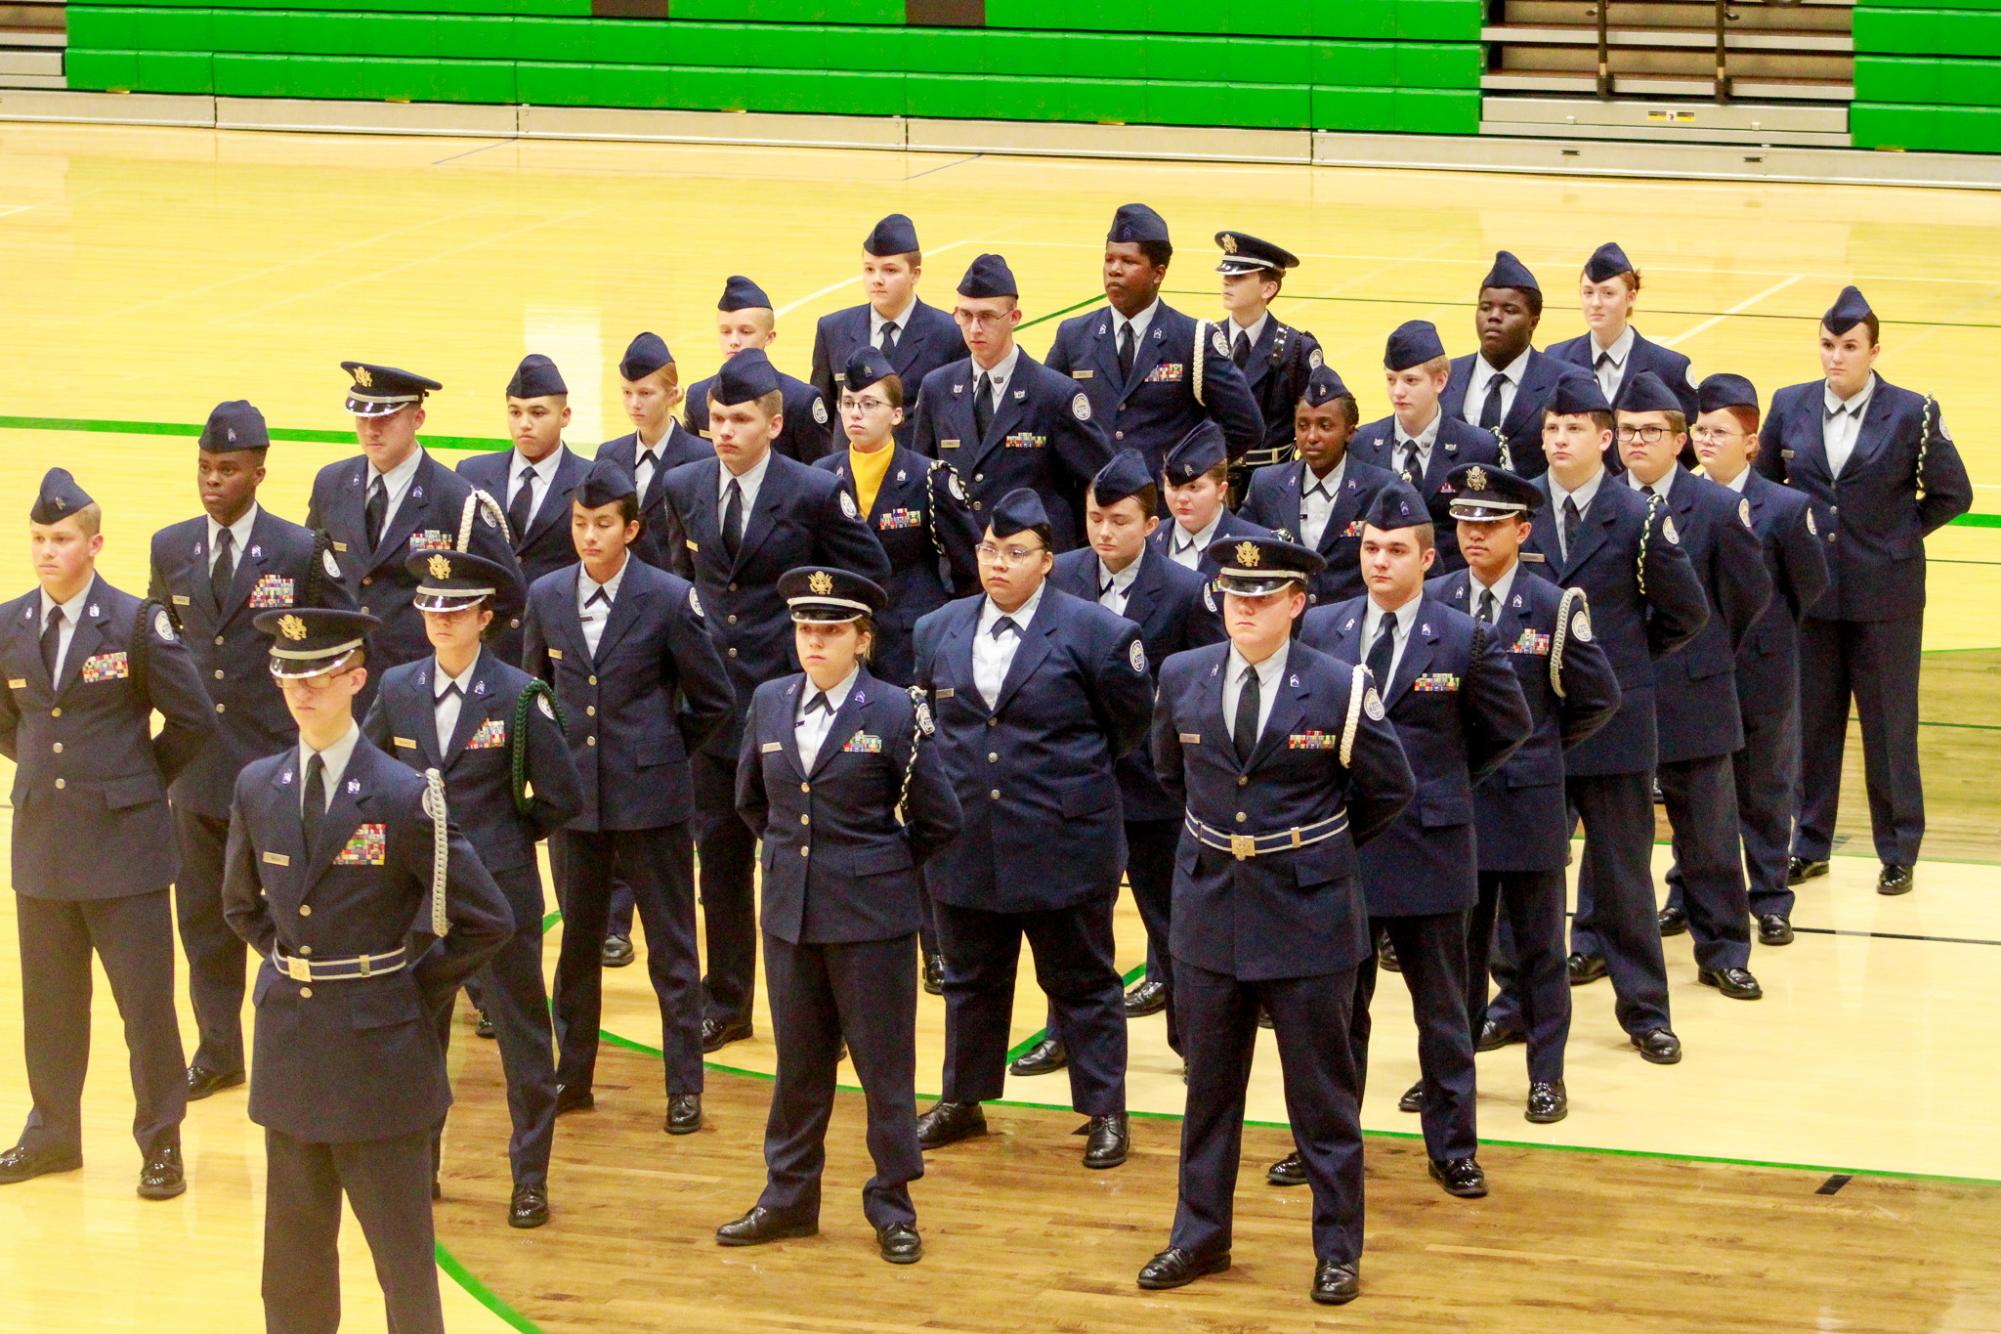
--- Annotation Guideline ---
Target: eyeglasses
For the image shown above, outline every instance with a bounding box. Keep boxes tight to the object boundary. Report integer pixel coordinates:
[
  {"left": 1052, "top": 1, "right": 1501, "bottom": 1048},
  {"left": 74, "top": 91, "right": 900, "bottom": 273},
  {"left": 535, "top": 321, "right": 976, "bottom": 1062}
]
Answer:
[
  {"left": 1689, "top": 425, "right": 1744, "bottom": 443},
  {"left": 278, "top": 669, "right": 355, "bottom": 693},
  {"left": 839, "top": 395, "right": 893, "bottom": 413},
  {"left": 1616, "top": 425, "right": 1673, "bottom": 444},
  {"left": 976, "top": 542, "right": 1046, "bottom": 566},
  {"left": 953, "top": 309, "right": 1011, "bottom": 329}
]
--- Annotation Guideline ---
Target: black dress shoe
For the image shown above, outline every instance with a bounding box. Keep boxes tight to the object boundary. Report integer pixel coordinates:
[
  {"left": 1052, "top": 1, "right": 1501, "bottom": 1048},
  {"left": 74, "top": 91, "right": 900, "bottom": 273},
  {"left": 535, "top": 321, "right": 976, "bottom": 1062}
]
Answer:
[
  {"left": 1255, "top": 1007, "right": 1274, "bottom": 1030},
  {"left": 1312, "top": 1259, "right": 1360, "bottom": 1305},
  {"left": 1396, "top": 1080, "right": 1424, "bottom": 1113},
  {"left": 715, "top": 1205, "right": 817, "bottom": 1247},
  {"left": 876, "top": 1221, "right": 922, "bottom": 1264},
  {"left": 914, "top": 1100, "right": 987, "bottom": 1149},
  {"left": 1079, "top": 1112, "right": 1128, "bottom": 1169},
  {"left": 1428, "top": 1156, "right": 1487, "bottom": 1198},
  {"left": 1525, "top": 1080, "right": 1568, "bottom": 1124},
  {"left": 1266, "top": 1149, "right": 1305, "bottom": 1186},
  {"left": 1567, "top": 952, "right": 1608, "bottom": 985},
  {"left": 1476, "top": 1018, "right": 1525, "bottom": 1052},
  {"left": 701, "top": 1017, "right": 752, "bottom": 1053},
  {"left": 1123, "top": 977, "right": 1168, "bottom": 1017},
  {"left": 1757, "top": 914, "right": 1794, "bottom": 946},
  {"left": 1656, "top": 905, "right": 1688, "bottom": 937},
  {"left": 184, "top": 1065, "right": 245, "bottom": 1101},
  {"left": 138, "top": 1144, "right": 185, "bottom": 1201},
  {"left": 475, "top": 1010, "right": 496, "bottom": 1040},
  {"left": 1007, "top": 1036, "right": 1068, "bottom": 1077},
  {"left": 921, "top": 951, "right": 944, "bottom": 996},
  {"left": 1699, "top": 966, "right": 1763, "bottom": 1000},
  {"left": 1787, "top": 856, "right": 1830, "bottom": 886},
  {"left": 1878, "top": 863, "right": 1914, "bottom": 896},
  {"left": 1376, "top": 930, "right": 1401, "bottom": 974},
  {"left": 553, "top": 1082, "right": 594, "bottom": 1115},
  {"left": 600, "top": 934, "right": 636, "bottom": 968},
  {"left": 509, "top": 1184, "right": 549, "bottom": 1229},
  {"left": 665, "top": 1093, "right": 702, "bottom": 1135},
  {"left": 1630, "top": 1028, "right": 1682, "bottom": 1064},
  {"left": 0, "top": 1144, "right": 81, "bottom": 1185},
  {"left": 1136, "top": 1246, "right": 1231, "bottom": 1290}
]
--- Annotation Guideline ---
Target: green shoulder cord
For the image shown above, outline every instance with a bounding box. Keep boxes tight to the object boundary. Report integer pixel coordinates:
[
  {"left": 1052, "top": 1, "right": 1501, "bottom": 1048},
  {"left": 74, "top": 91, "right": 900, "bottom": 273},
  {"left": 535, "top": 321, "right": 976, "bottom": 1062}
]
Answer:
[{"left": 510, "top": 678, "right": 566, "bottom": 817}]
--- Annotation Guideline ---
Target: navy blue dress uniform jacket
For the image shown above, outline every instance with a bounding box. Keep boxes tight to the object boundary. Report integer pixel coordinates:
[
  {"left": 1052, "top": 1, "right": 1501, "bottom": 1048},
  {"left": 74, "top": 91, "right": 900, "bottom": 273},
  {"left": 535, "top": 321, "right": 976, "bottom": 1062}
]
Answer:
[
  {"left": 1734, "top": 469, "right": 1830, "bottom": 715},
  {"left": 1151, "top": 641, "right": 1414, "bottom": 979},
  {"left": 685, "top": 368, "right": 834, "bottom": 464},
  {"left": 735, "top": 669, "right": 963, "bottom": 944},
  {"left": 661, "top": 451, "right": 892, "bottom": 756},
  {"left": 1239, "top": 457, "right": 1399, "bottom": 610},
  {"left": 907, "top": 351, "right": 1113, "bottom": 552},
  {"left": 1238, "top": 317, "right": 1323, "bottom": 463},
  {"left": 520, "top": 559, "right": 734, "bottom": 831},
  {"left": 149, "top": 509, "right": 351, "bottom": 820},
  {"left": 813, "top": 446, "right": 982, "bottom": 686},
  {"left": 1051, "top": 547, "right": 1223, "bottom": 823},
  {"left": 1045, "top": 302, "right": 1265, "bottom": 475},
  {"left": 1547, "top": 330, "right": 1699, "bottom": 420},
  {"left": 1349, "top": 415, "right": 1503, "bottom": 570},
  {"left": 362, "top": 651, "right": 583, "bottom": 878},
  {"left": 810, "top": 298, "right": 963, "bottom": 450},
  {"left": 1301, "top": 595, "right": 1532, "bottom": 916},
  {"left": 594, "top": 424, "right": 714, "bottom": 572},
  {"left": 306, "top": 450, "right": 527, "bottom": 670},
  {"left": 455, "top": 446, "right": 591, "bottom": 588},
  {"left": 1649, "top": 470, "right": 1773, "bottom": 764},
  {"left": 221, "top": 738, "right": 511, "bottom": 1142},
  {"left": 1439, "top": 350, "right": 1589, "bottom": 480},
  {"left": 1428, "top": 570, "right": 1622, "bottom": 871},
  {"left": 0, "top": 578, "right": 215, "bottom": 898},
  {"left": 1518, "top": 475, "right": 1709, "bottom": 778},
  {"left": 1755, "top": 375, "right": 1973, "bottom": 621},
  {"left": 912, "top": 588, "right": 1154, "bottom": 914}
]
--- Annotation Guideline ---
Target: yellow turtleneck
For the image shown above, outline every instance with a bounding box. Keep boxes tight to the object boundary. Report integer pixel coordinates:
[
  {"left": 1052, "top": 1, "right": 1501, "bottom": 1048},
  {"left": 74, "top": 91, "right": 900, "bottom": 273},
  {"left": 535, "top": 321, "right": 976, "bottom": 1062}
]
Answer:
[{"left": 847, "top": 442, "right": 895, "bottom": 520}]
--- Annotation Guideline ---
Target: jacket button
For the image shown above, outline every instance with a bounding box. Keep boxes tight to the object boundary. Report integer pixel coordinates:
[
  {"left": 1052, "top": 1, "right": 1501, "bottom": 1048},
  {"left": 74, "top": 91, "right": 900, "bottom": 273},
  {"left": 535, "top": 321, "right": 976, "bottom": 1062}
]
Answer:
[
  {"left": 53, "top": 778, "right": 64, "bottom": 790},
  {"left": 729, "top": 582, "right": 739, "bottom": 592},
  {"left": 586, "top": 735, "right": 597, "bottom": 746},
  {"left": 361, "top": 576, "right": 372, "bottom": 587},
  {"left": 987, "top": 752, "right": 998, "bottom": 763},
  {"left": 1115, "top": 430, "right": 1125, "bottom": 441},
  {"left": 588, "top": 675, "right": 598, "bottom": 685},
  {"left": 298, "top": 945, "right": 312, "bottom": 956},
  {"left": 974, "top": 473, "right": 984, "bottom": 483},
  {"left": 727, "top": 614, "right": 738, "bottom": 625},
  {"left": 298, "top": 905, "right": 311, "bottom": 916},
  {"left": 990, "top": 789, "right": 1001, "bottom": 800},
  {"left": 49, "top": 707, "right": 59, "bottom": 718},
  {"left": 215, "top": 703, "right": 226, "bottom": 713},
  {"left": 51, "top": 742, "right": 61, "bottom": 754},
  {"left": 799, "top": 814, "right": 809, "bottom": 825},
  {"left": 727, "top": 648, "right": 738, "bottom": 658},
  {"left": 299, "top": 986, "right": 313, "bottom": 999},
  {"left": 213, "top": 636, "right": 225, "bottom": 647},
  {"left": 799, "top": 845, "right": 810, "bottom": 858},
  {"left": 586, "top": 706, "right": 596, "bottom": 717},
  {"left": 1237, "top": 776, "right": 1248, "bottom": 787},
  {"left": 986, "top": 718, "right": 997, "bottom": 728},
  {"left": 973, "top": 501, "right": 982, "bottom": 511},
  {"left": 360, "top": 606, "right": 370, "bottom": 616},
  {"left": 1235, "top": 812, "right": 1247, "bottom": 824},
  {"left": 800, "top": 782, "right": 811, "bottom": 794},
  {"left": 214, "top": 669, "right": 225, "bottom": 680}
]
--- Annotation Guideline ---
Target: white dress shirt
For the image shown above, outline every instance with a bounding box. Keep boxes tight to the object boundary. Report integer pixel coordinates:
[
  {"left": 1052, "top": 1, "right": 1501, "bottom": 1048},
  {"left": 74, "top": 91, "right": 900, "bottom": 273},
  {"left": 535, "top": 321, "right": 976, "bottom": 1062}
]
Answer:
[
  {"left": 974, "top": 583, "right": 1044, "bottom": 708},
  {"left": 870, "top": 298, "right": 917, "bottom": 351},
  {"left": 507, "top": 447, "right": 564, "bottom": 526},
  {"left": 1096, "top": 553, "right": 1143, "bottom": 616},
  {"left": 1547, "top": 466, "right": 1608, "bottom": 562},
  {"left": 795, "top": 665, "right": 859, "bottom": 772},
  {"left": 1464, "top": 347, "right": 1532, "bottom": 429},
  {"left": 432, "top": 652, "right": 478, "bottom": 753},
  {"left": 206, "top": 504, "right": 259, "bottom": 584},
  {"left": 1298, "top": 457, "right": 1346, "bottom": 551},
  {"left": 634, "top": 429, "right": 671, "bottom": 490},
  {"left": 367, "top": 447, "right": 425, "bottom": 537},
  {"left": 1168, "top": 511, "right": 1224, "bottom": 570},
  {"left": 1467, "top": 561, "right": 1519, "bottom": 626},
  {"left": 970, "top": 342, "right": 1021, "bottom": 417},
  {"left": 577, "top": 554, "right": 630, "bottom": 657},
  {"left": 1112, "top": 299, "right": 1161, "bottom": 368},
  {"left": 718, "top": 447, "right": 773, "bottom": 541},
  {"left": 1362, "top": 589, "right": 1425, "bottom": 685},
  {"left": 1626, "top": 465, "right": 1676, "bottom": 502},
  {"left": 1822, "top": 374, "right": 1876, "bottom": 477},
  {"left": 1589, "top": 325, "right": 1636, "bottom": 401},
  {"left": 297, "top": 721, "right": 362, "bottom": 816},
  {"left": 1228, "top": 312, "right": 1268, "bottom": 360},
  {"left": 37, "top": 576, "right": 95, "bottom": 681},
  {"left": 1222, "top": 641, "right": 1289, "bottom": 744},
  {"left": 1391, "top": 411, "right": 1443, "bottom": 481}
]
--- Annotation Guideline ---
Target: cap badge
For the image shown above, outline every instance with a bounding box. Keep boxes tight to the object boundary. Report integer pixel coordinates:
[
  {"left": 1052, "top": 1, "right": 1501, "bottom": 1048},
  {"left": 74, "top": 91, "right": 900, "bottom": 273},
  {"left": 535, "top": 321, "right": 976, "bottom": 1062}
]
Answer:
[
  {"left": 353, "top": 366, "right": 373, "bottom": 388},
  {"left": 277, "top": 613, "right": 309, "bottom": 642},
  {"left": 426, "top": 553, "right": 453, "bottom": 580},
  {"left": 808, "top": 571, "right": 834, "bottom": 596},
  {"left": 1221, "top": 234, "right": 1239, "bottom": 255},
  {"left": 1235, "top": 541, "right": 1261, "bottom": 568},
  {"left": 1466, "top": 465, "right": 1488, "bottom": 493}
]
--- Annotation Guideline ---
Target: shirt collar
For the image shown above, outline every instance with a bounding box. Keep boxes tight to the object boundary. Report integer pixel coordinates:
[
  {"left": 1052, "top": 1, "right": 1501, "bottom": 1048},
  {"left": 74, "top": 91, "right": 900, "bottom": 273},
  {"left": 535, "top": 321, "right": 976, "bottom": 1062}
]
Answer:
[
  {"left": 1469, "top": 561, "right": 1518, "bottom": 611},
  {"left": 370, "top": 445, "right": 424, "bottom": 494},
  {"left": 1478, "top": 345, "right": 1533, "bottom": 388},
  {"left": 1549, "top": 465, "right": 1607, "bottom": 515},
  {"left": 582, "top": 553, "right": 630, "bottom": 604},
  {"left": 1174, "top": 510, "right": 1224, "bottom": 552},
  {"left": 1230, "top": 312, "right": 1269, "bottom": 348},
  {"left": 433, "top": 649, "right": 480, "bottom": 702},
  {"left": 800, "top": 664, "right": 861, "bottom": 717},
  {"left": 298, "top": 720, "right": 362, "bottom": 792},
  {"left": 40, "top": 574, "right": 96, "bottom": 624},
  {"left": 1099, "top": 551, "right": 1144, "bottom": 594},
  {"left": 1627, "top": 465, "right": 1676, "bottom": 500},
  {"left": 206, "top": 503, "right": 259, "bottom": 557},
  {"left": 1591, "top": 325, "right": 1636, "bottom": 367},
  {"left": 1113, "top": 299, "right": 1161, "bottom": 344},
  {"left": 1302, "top": 455, "right": 1346, "bottom": 497},
  {"left": 973, "top": 341, "right": 1021, "bottom": 387},
  {"left": 870, "top": 298, "right": 917, "bottom": 340},
  {"left": 1364, "top": 588, "right": 1425, "bottom": 637},
  {"left": 721, "top": 445, "right": 773, "bottom": 498},
  {"left": 979, "top": 581, "right": 1046, "bottom": 634},
  {"left": 1394, "top": 410, "right": 1442, "bottom": 453},
  {"left": 1226, "top": 640, "right": 1289, "bottom": 691},
  {"left": 1824, "top": 374, "right": 1876, "bottom": 417},
  {"left": 512, "top": 445, "right": 564, "bottom": 484},
  {"left": 1719, "top": 466, "right": 1751, "bottom": 494},
  {"left": 636, "top": 426, "right": 670, "bottom": 461}
]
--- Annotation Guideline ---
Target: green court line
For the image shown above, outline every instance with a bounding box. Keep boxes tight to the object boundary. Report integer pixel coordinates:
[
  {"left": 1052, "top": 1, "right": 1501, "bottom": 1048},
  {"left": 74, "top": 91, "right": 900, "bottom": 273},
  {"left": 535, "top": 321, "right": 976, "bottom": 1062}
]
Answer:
[{"left": 436, "top": 1242, "right": 544, "bottom": 1334}]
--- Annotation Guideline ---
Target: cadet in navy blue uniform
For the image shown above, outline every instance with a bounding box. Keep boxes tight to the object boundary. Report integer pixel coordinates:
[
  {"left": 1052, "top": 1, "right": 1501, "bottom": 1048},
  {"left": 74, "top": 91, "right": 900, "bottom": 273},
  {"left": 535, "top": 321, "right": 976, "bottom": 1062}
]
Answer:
[
  {"left": 1150, "top": 421, "right": 1275, "bottom": 571},
  {"left": 457, "top": 355, "right": 590, "bottom": 663},
  {"left": 1045, "top": 204, "right": 1264, "bottom": 481},
  {"left": 810, "top": 216, "right": 963, "bottom": 450},
  {"left": 523, "top": 460, "right": 735, "bottom": 1128},
  {"left": 1602, "top": 372, "right": 1771, "bottom": 1001},
  {"left": 1213, "top": 230, "right": 1324, "bottom": 503},
  {"left": 0, "top": 469, "right": 215, "bottom": 1199},
  {"left": 1548, "top": 242, "right": 1700, "bottom": 425},
  {"left": 907, "top": 253, "right": 1112, "bottom": 551},
  {"left": 1757, "top": 286, "right": 1972, "bottom": 897},
  {"left": 1240, "top": 366, "right": 1398, "bottom": 610},
  {"left": 720, "top": 568, "right": 962, "bottom": 1264},
  {"left": 1289, "top": 482, "right": 1531, "bottom": 1200},
  {"left": 150, "top": 401, "right": 352, "bottom": 1103},
  {"left": 597, "top": 331, "right": 715, "bottom": 576},
  {"left": 1139, "top": 536, "right": 1413, "bottom": 1307},
  {"left": 1432, "top": 466, "right": 1619, "bottom": 1124},
  {"left": 223, "top": 606, "right": 509, "bottom": 1334},
  {"left": 909, "top": 489, "right": 1153, "bottom": 1169},
  {"left": 817, "top": 345, "right": 983, "bottom": 687},
  {"left": 687, "top": 276, "right": 834, "bottom": 464},
  {"left": 306, "top": 362, "right": 525, "bottom": 706},
  {"left": 664, "top": 349, "right": 891, "bottom": 1050},
  {"left": 362, "top": 551, "right": 582, "bottom": 1228},
  {"left": 1351, "top": 321, "right": 1503, "bottom": 572},
  {"left": 1672, "top": 375, "right": 1829, "bottom": 943},
  {"left": 1482, "top": 376, "right": 1708, "bottom": 1065},
  {"left": 1440, "top": 252, "right": 1595, "bottom": 480}
]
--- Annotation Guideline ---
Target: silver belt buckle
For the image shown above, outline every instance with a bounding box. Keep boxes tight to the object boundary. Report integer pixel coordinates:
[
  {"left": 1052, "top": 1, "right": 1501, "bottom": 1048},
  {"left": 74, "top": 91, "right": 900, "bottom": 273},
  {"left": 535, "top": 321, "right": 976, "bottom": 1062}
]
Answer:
[{"left": 1230, "top": 832, "right": 1257, "bottom": 860}]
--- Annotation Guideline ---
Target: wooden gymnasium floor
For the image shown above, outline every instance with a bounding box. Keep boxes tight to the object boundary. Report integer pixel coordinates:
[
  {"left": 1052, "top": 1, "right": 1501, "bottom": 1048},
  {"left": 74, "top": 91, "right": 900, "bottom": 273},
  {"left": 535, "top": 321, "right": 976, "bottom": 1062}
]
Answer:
[{"left": 0, "top": 123, "right": 1999, "bottom": 1330}]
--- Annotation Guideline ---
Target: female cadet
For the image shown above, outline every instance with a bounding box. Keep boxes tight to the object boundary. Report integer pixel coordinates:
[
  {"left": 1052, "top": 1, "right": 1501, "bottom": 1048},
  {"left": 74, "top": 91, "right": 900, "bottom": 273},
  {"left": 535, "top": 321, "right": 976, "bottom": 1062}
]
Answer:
[{"left": 721, "top": 566, "right": 962, "bottom": 1264}]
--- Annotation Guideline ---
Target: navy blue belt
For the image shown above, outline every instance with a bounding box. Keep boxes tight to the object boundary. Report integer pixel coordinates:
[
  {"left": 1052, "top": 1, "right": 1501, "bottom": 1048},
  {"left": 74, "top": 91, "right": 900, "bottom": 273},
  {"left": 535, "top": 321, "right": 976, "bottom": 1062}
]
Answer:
[
  {"left": 1184, "top": 812, "right": 1348, "bottom": 861},
  {"left": 271, "top": 945, "right": 408, "bottom": 982}
]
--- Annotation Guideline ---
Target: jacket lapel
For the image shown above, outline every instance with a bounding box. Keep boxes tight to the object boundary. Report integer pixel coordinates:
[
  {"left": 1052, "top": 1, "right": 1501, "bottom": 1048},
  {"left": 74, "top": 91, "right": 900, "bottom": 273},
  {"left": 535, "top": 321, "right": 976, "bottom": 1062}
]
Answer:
[
  {"left": 772, "top": 678, "right": 808, "bottom": 777},
  {"left": 888, "top": 301, "right": 935, "bottom": 379},
  {"left": 810, "top": 675, "right": 874, "bottom": 778},
  {"left": 1841, "top": 387, "right": 1895, "bottom": 477},
  {"left": 1503, "top": 352, "right": 1553, "bottom": 442},
  {"left": 520, "top": 447, "right": 585, "bottom": 549},
  {"left": 1122, "top": 550, "right": 1165, "bottom": 631},
  {"left": 406, "top": 664, "right": 445, "bottom": 769},
  {"left": 218, "top": 512, "right": 277, "bottom": 628},
  {"left": 553, "top": 568, "right": 596, "bottom": 669},
  {"left": 1248, "top": 657, "right": 1314, "bottom": 770},
  {"left": 592, "top": 578, "right": 650, "bottom": 664},
  {"left": 992, "top": 610, "right": 1055, "bottom": 715},
  {"left": 731, "top": 460, "right": 788, "bottom": 573},
  {"left": 262, "top": 757, "right": 310, "bottom": 912},
  {"left": 305, "top": 759, "right": 374, "bottom": 896},
  {"left": 1561, "top": 493, "right": 1617, "bottom": 580},
  {"left": 1126, "top": 316, "right": 1168, "bottom": 395},
  {"left": 1239, "top": 321, "right": 1273, "bottom": 391},
  {"left": 55, "top": 594, "right": 110, "bottom": 698},
  {"left": 371, "top": 453, "right": 440, "bottom": 568},
  {"left": 443, "top": 651, "right": 502, "bottom": 766},
  {"left": 942, "top": 611, "right": 984, "bottom": 716},
  {"left": 1385, "top": 609, "right": 1441, "bottom": 709},
  {"left": 981, "top": 375, "right": 1030, "bottom": 457}
]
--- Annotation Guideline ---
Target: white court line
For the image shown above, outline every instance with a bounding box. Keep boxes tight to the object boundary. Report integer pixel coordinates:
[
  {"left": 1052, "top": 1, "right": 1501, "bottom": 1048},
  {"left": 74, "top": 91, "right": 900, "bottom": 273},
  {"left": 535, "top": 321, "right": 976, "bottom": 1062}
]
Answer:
[
  {"left": 1658, "top": 273, "right": 1807, "bottom": 348},
  {"left": 770, "top": 237, "right": 974, "bottom": 319},
  {"left": 0, "top": 205, "right": 30, "bottom": 220}
]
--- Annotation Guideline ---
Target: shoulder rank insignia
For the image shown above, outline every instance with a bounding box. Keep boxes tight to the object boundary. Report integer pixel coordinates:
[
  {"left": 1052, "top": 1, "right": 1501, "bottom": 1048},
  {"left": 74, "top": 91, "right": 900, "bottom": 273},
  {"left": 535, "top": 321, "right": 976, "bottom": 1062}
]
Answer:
[
  {"left": 1129, "top": 640, "right": 1147, "bottom": 674},
  {"left": 1072, "top": 392, "right": 1092, "bottom": 422},
  {"left": 839, "top": 490, "right": 859, "bottom": 520},
  {"left": 812, "top": 398, "right": 828, "bottom": 425},
  {"left": 1571, "top": 606, "right": 1593, "bottom": 643},
  {"left": 1363, "top": 686, "right": 1386, "bottom": 721},
  {"left": 153, "top": 608, "right": 176, "bottom": 642}
]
